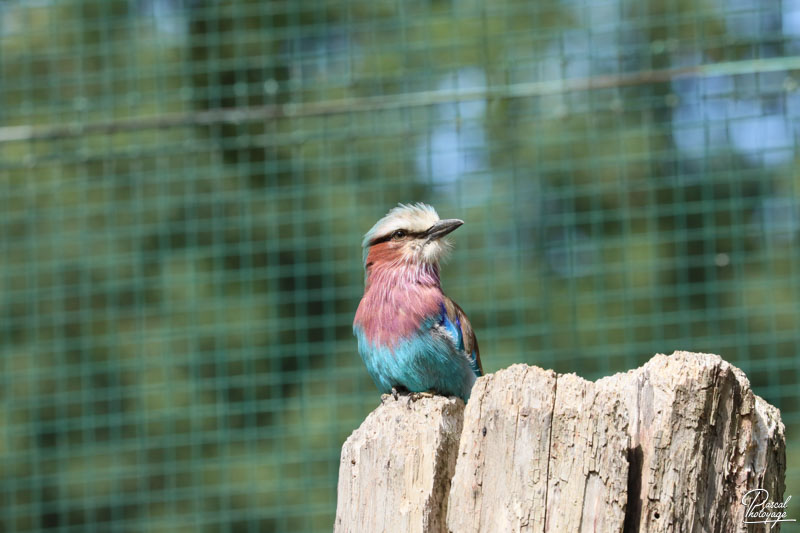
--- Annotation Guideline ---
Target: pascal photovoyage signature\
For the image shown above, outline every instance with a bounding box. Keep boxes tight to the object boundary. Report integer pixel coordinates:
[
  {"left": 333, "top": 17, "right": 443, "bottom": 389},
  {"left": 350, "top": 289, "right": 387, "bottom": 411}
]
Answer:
[{"left": 742, "top": 488, "right": 795, "bottom": 529}]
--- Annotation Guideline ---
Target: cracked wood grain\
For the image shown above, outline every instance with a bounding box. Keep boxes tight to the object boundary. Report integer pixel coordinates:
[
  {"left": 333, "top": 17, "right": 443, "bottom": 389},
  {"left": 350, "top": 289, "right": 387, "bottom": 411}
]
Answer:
[
  {"left": 447, "top": 365, "right": 630, "bottom": 533},
  {"left": 334, "top": 394, "right": 464, "bottom": 533}
]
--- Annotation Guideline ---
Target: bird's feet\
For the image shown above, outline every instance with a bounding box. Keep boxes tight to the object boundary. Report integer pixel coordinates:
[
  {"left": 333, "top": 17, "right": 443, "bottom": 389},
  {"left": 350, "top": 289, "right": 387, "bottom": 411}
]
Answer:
[
  {"left": 381, "top": 386, "right": 409, "bottom": 404},
  {"left": 381, "top": 387, "right": 437, "bottom": 404},
  {"left": 408, "top": 390, "right": 436, "bottom": 402}
]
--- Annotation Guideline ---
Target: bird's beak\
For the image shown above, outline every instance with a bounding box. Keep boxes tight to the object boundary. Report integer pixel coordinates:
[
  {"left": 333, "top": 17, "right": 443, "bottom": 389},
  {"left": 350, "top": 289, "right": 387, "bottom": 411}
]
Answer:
[{"left": 424, "top": 219, "right": 464, "bottom": 241}]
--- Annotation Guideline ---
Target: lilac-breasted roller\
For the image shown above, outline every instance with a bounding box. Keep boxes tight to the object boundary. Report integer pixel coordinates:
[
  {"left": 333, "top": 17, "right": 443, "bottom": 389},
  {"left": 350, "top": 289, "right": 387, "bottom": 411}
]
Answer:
[{"left": 353, "top": 203, "right": 482, "bottom": 402}]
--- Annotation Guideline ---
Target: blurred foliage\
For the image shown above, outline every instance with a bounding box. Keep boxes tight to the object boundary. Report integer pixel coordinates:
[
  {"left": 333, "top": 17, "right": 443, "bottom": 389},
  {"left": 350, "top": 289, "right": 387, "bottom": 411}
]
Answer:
[{"left": 1, "top": 0, "right": 799, "bottom": 531}]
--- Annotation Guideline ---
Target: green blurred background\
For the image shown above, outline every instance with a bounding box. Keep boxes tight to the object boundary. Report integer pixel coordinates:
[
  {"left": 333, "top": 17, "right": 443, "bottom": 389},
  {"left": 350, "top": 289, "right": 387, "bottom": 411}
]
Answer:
[{"left": 1, "top": 0, "right": 799, "bottom": 531}]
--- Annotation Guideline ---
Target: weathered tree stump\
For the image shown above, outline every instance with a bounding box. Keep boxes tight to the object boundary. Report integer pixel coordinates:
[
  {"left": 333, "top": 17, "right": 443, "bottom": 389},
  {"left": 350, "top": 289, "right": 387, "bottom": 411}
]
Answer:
[{"left": 335, "top": 351, "right": 787, "bottom": 533}]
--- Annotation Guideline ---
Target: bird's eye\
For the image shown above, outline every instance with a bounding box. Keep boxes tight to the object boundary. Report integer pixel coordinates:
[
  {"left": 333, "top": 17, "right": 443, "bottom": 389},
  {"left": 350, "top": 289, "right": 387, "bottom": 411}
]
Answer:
[{"left": 391, "top": 229, "right": 407, "bottom": 240}]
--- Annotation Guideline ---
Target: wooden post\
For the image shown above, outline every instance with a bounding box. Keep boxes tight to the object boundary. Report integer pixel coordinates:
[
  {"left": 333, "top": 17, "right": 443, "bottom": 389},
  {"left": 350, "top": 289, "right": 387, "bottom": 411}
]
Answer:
[{"left": 336, "top": 352, "right": 787, "bottom": 533}]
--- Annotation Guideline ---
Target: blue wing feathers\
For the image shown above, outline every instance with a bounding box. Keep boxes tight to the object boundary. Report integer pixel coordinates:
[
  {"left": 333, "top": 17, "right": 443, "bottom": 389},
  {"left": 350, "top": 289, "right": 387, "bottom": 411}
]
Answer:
[
  {"left": 438, "top": 300, "right": 482, "bottom": 376},
  {"left": 439, "top": 302, "right": 464, "bottom": 351},
  {"left": 441, "top": 295, "right": 482, "bottom": 377}
]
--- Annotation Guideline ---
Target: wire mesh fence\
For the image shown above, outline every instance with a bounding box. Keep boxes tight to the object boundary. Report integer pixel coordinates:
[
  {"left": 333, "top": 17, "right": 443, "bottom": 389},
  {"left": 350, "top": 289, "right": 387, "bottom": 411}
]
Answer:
[{"left": 1, "top": 0, "right": 799, "bottom": 531}]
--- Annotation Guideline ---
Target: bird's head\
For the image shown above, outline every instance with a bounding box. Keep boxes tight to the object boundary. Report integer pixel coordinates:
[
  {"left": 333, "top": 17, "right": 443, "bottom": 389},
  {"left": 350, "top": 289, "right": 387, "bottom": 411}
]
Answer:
[{"left": 361, "top": 203, "right": 463, "bottom": 273}]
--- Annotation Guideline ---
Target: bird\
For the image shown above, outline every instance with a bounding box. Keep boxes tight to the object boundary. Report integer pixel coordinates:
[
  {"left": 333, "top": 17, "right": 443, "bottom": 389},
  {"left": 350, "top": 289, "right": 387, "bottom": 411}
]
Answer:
[{"left": 353, "top": 203, "right": 482, "bottom": 402}]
